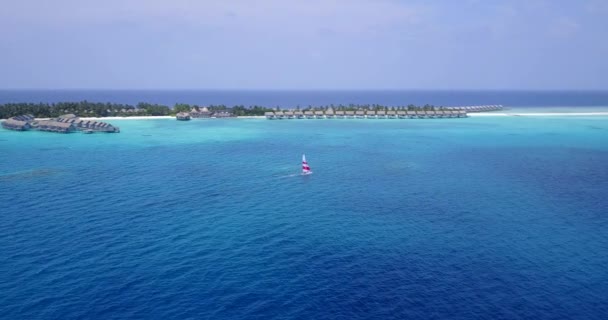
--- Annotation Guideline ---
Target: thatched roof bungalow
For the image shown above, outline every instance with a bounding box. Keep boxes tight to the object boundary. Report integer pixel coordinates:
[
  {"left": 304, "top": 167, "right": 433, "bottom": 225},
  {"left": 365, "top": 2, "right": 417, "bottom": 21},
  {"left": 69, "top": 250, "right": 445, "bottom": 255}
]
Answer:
[
  {"left": 213, "top": 111, "right": 233, "bottom": 118},
  {"left": 304, "top": 111, "right": 315, "bottom": 118},
  {"left": 314, "top": 110, "right": 325, "bottom": 119},
  {"left": 12, "top": 114, "right": 35, "bottom": 122},
  {"left": 191, "top": 106, "right": 212, "bottom": 118},
  {"left": 294, "top": 111, "right": 304, "bottom": 118},
  {"left": 36, "top": 120, "right": 76, "bottom": 133},
  {"left": 335, "top": 111, "right": 345, "bottom": 118},
  {"left": 264, "top": 111, "right": 275, "bottom": 119},
  {"left": 176, "top": 112, "right": 191, "bottom": 120},
  {"left": 387, "top": 110, "right": 397, "bottom": 118},
  {"left": 2, "top": 119, "right": 31, "bottom": 131},
  {"left": 273, "top": 110, "right": 284, "bottom": 119}
]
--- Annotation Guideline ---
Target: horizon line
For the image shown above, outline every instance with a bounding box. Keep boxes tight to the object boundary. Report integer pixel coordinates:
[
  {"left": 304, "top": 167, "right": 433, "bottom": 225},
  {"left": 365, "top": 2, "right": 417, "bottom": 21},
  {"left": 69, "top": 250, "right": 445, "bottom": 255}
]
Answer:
[{"left": 1, "top": 88, "right": 608, "bottom": 92}]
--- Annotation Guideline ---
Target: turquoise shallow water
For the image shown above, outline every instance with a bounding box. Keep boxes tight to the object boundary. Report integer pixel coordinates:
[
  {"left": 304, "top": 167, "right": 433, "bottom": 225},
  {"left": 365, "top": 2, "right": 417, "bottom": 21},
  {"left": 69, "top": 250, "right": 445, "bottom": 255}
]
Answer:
[{"left": 1, "top": 117, "right": 608, "bottom": 319}]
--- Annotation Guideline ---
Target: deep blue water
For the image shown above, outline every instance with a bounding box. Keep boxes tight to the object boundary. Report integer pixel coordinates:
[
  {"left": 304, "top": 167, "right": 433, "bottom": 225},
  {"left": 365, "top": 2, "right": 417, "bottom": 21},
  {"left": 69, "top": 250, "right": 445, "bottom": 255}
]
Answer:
[
  {"left": 1, "top": 117, "right": 608, "bottom": 319},
  {"left": 1, "top": 89, "right": 608, "bottom": 107}
]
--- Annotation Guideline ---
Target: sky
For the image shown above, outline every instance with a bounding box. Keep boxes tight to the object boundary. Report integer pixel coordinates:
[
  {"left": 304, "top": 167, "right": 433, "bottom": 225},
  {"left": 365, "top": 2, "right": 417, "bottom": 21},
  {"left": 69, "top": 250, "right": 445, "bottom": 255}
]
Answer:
[{"left": 1, "top": 0, "right": 607, "bottom": 90}]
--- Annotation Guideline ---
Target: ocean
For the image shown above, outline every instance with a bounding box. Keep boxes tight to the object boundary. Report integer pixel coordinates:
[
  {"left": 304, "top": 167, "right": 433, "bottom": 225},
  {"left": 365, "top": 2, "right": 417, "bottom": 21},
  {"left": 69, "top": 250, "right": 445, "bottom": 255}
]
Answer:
[
  {"left": 2, "top": 89, "right": 608, "bottom": 319},
  {"left": 1, "top": 114, "right": 608, "bottom": 319}
]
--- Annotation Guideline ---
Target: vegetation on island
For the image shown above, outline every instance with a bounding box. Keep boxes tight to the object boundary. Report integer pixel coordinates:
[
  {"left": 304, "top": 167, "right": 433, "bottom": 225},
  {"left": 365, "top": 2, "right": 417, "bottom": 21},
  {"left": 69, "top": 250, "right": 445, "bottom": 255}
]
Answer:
[{"left": 0, "top": 101, "right": 447, "bottom": 119}]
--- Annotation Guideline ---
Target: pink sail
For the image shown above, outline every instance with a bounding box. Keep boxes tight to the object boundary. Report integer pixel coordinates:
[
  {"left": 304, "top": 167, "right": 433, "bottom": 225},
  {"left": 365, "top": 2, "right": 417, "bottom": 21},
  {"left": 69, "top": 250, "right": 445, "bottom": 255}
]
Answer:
[{"left": 302, "top": 154, "right": 312, "bottom": 175}]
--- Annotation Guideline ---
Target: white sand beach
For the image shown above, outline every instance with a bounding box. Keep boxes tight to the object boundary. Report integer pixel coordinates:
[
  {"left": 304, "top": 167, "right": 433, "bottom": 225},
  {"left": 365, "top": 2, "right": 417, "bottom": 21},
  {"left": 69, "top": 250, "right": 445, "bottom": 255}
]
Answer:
[{"left": 469, "top": 112, "right": 608, "bottom": 117}]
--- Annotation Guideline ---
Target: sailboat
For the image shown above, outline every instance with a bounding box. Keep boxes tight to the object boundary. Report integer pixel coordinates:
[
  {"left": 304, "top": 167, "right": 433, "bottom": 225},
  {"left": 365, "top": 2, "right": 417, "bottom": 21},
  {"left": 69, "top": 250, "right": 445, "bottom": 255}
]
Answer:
[{"left": 302, "top": 154, "right": 313, "bottom": 175}]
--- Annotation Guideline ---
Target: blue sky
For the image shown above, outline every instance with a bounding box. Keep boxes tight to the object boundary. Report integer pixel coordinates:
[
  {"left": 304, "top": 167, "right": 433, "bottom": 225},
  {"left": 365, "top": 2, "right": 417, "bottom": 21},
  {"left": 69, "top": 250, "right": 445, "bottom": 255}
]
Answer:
[{"left": 1, "top": 0, "right": 607, "bottom": 90}]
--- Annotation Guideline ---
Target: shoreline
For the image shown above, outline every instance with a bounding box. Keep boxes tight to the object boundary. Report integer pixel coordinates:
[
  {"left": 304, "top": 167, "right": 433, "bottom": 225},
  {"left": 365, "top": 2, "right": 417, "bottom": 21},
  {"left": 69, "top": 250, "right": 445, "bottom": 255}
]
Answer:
[{"left": 71, "top": 113, "right": 608, "bottom": 119}]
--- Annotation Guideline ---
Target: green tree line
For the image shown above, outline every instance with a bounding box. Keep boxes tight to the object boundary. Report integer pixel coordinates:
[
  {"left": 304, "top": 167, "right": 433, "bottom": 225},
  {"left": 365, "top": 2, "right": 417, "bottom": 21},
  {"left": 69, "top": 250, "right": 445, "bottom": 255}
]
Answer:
[
  {"left": 0, "top": 101, "right": 172, "bottom": 119},
  {"left": 1, "top": 101, "right": 447, "bottom": 119}
]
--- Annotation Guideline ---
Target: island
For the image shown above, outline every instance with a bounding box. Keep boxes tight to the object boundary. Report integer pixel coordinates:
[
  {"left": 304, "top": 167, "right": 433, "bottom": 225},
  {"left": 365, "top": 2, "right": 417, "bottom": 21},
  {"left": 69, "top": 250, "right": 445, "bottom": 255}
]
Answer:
[{"left": 0, "top": 101, "right": 505, "bottom": 121}]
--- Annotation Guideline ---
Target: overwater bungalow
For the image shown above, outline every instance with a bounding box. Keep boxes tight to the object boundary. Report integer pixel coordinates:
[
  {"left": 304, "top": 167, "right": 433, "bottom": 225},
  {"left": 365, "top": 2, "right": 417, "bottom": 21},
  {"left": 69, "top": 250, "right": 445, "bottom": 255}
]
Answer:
[
  {"left": 1, "top": 119, "right": 31, "bottom": 131},
  {"left": 12, "top": 114, "right": 35, "bottom": 122},
  {"left": 98, "top": 123, "right": 120, "bottom": 133},
  {"left": 213, "top": 111, "right": 233, "bottom": 118},
  {"left": 176, "top": 112, "right": 190, "bottom": 120},
  {"left": 257, "top": 105, "right": 485, "bottom": 121},
  {"left": 36, "top": 120, "right": 76, "bottom": 133},
  {"left": 191, "top": 107, "right": 212, "bottom": 118}
]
